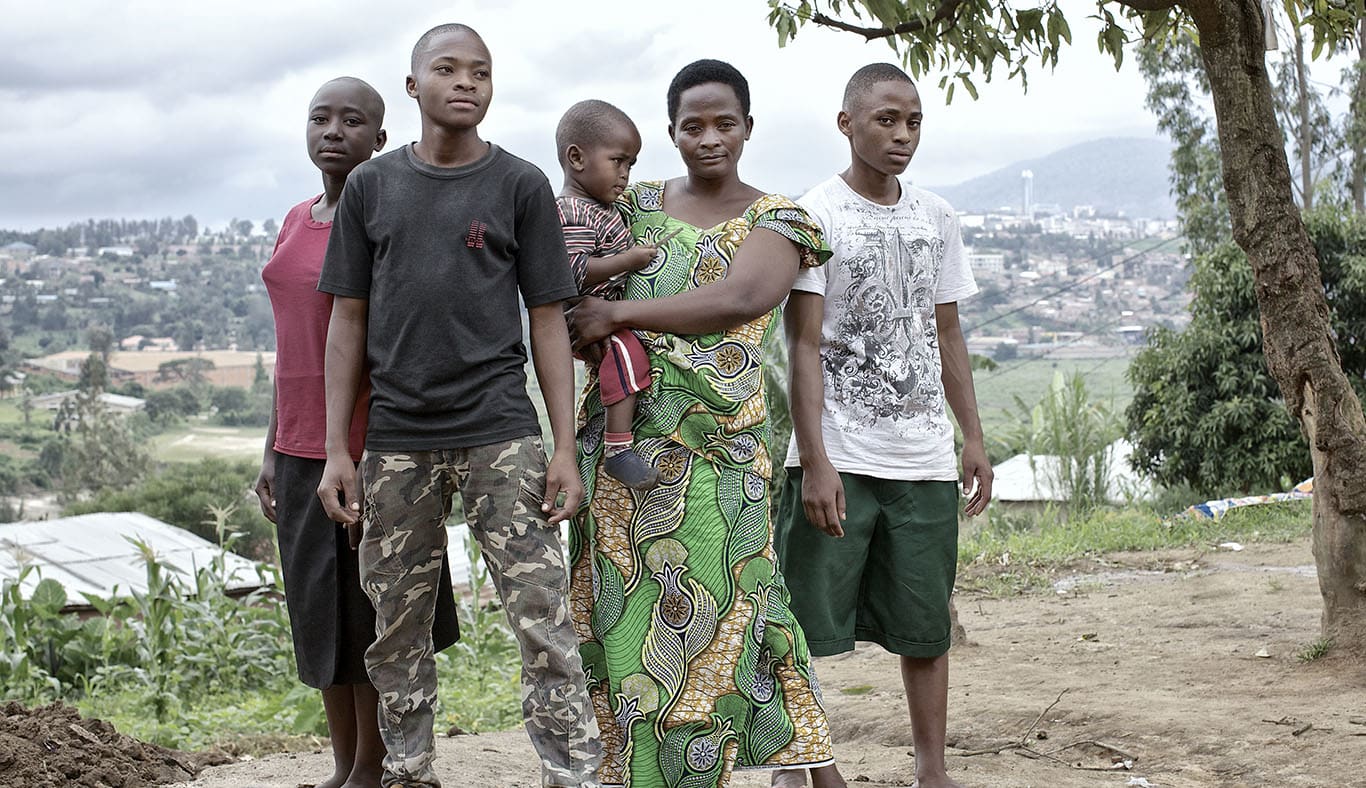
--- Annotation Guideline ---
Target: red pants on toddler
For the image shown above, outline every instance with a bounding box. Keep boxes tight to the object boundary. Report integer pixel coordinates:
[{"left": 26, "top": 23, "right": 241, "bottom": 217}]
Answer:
[{"left": 598, "top": 329, "right": 651, "bottom": 406}]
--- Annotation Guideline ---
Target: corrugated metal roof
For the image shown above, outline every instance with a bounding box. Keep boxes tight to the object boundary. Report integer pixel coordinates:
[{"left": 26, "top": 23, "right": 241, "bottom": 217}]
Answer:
[
  {"left": 993, "top": 440, "right": 1151, "bottom": 503},
  {"left": 0, "top": 512, "right": 266, "bottom": 607},
  {"left": 0, "top": 513, "right": 566, "bottom": 609}
]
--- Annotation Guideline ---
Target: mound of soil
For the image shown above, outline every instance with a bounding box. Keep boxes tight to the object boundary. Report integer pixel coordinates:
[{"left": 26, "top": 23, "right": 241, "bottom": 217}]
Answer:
[{"left": 0, "top": 701, "right": 229, "bottom": 787}]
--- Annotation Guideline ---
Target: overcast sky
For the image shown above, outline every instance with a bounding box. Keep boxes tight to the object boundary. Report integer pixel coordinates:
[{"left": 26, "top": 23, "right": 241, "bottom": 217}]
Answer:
[{"left": 1, "top": 0, "right": 1163, "bottom": 233}]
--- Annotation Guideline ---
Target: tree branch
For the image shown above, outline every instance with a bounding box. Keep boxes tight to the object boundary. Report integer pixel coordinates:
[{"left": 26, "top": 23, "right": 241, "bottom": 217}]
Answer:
[{"left": 808, "top": 0, "right": 967, "bottom": 42}]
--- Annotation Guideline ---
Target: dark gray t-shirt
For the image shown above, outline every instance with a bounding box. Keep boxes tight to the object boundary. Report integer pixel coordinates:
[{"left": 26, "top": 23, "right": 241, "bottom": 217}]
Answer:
[{"left": 319, "top": 143, "right": 577, "bottom": 450}]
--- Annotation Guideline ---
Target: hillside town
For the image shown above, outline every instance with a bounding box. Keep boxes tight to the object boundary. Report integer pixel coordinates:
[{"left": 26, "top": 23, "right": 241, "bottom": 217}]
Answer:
[
  {"left": 955, "top": 190, "right": 1185, "bottom": 360},
  {"left": 0, "top": 180, "right": 1186, "bottom": 380}
]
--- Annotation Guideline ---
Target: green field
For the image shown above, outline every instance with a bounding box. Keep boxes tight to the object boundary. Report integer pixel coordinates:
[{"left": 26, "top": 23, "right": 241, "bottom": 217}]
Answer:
[
  {"left": 144, "top": 361, "right": 578, "bottom": 465},
  {"left": 0, "top": 399, "right": 26, "bottom": 426},
  {"left": 973, "top": 356, "right": 1134, "bottom": 440},
  {"left": 149, "top": 423, "right": 267, "bottom": 463}
]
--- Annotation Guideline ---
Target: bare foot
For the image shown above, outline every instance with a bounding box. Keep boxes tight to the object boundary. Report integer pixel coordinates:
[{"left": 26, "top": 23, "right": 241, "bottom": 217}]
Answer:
[
  {"left": 910, "top": 774, "right": 966, "bottom": 788},
  {"left": 338, "top": 758, "right": 383, "bottom": 788},
  {"left": 771, "top": 768, "right": 808, "bottom": 788},
  {"left": 339, "top": 770, "right": 383, "bottom": 788},
  {"left": 810, "top": 763, "right": 848, "bottom": 788},
  {"left": 309, "top": 773, "right": 349, "bottom": 788}
]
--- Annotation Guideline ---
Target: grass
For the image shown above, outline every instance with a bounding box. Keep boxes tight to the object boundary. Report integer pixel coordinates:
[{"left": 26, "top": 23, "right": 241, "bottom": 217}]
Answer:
[
  {"left": 148, "top": 423, "right": 267, "bottom": 463},
  {"left": 1296, "top": 638, "right": 1334, "bottom": 663},
  {"left": 958, "top": 498, "right": 1313, "bottom": 594},
  {"left": 0, "top": 399, "right": 27, "bottom": 425}
]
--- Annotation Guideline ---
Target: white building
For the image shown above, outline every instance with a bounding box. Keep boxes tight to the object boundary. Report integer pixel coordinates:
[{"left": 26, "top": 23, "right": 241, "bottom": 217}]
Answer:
[{"left": 966, "top": 250, "right": 1006, "bottom": 277}]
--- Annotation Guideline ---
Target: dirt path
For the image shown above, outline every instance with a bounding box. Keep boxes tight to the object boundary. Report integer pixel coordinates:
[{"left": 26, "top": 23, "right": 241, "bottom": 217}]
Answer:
[{"left": 173, "top": 539, "right": 1366, "bottom": 788}]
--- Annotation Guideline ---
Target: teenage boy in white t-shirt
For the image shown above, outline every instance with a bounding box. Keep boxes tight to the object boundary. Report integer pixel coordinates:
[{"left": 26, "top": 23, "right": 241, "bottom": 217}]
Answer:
[{"left": 773, "top": 63, "right": 993, "bottom": 788}]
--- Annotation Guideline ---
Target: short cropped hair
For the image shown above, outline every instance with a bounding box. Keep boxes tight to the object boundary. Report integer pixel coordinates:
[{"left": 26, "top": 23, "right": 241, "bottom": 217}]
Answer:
[
  {"left": 315, "top": 76, "right": 386, "bottom": 125},
  {"left": 555, "top": 100, "right": 639, "bottom": 165},
  {"left": 843, "top": 63, "right": 915, "bottom": 111},
  {"left": 666, "top": 59, "right": 750, "bottom": 122},
  {"left": 411, "top": 23, "right": 485, "bottom": 71}
]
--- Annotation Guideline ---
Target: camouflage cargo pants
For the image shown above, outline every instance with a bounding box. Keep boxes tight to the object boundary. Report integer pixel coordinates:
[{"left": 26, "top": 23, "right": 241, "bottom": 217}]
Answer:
[{"left": 358, "top": 436, "right": 602, "bottom": 788}]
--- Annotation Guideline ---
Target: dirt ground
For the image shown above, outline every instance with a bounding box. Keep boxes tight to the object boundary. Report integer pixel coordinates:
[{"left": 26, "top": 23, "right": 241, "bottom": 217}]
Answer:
[
  {"left": 158, "top": 537, "right": 1363, "bottom": 787},
  {"left": 0, "top": 701, "right": 227, "bottom": 787}
]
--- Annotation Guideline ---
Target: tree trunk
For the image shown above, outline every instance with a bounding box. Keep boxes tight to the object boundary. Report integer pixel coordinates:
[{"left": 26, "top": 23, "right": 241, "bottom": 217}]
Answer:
[{"left": 1189, "top": 0, "right": 1366, "bottom": 654}]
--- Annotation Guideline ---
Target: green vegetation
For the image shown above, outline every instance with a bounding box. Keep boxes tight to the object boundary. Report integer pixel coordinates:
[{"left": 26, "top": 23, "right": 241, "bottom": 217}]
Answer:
[
  {"left": 64, "top": 458, "right": 273, "bottom": 558},
  {"left": 958, "top": 499, "right": 1313, "bottom": 595},
  {"left": 1001, "top": 371, "right": 1124, "bottom": 512},
  {"left": 1297, "top": 637, "right": 1335, "bottom": 663},
  {"left": 974, "top": 358, "right": 1131, "bottom": 459},
  {"left": 1127, "top": 208, "right": 1366, "bottom": 496},
  {"left": 0, "top": 509, "right": 521, "bottom": 752}
]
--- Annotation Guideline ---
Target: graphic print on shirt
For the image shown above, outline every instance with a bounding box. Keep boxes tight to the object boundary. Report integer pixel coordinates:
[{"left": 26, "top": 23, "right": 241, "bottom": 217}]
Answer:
[
  {"left": 465, "top": 219, "right": 488, "bottom": 249},
  {"left": 825, "top": 213, "right": 946, "bottom": 434}
]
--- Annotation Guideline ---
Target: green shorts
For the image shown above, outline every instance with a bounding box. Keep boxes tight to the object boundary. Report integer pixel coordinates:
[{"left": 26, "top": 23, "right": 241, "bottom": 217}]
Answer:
[{"left": 775, "top": 469, "right": 958, "bottom": 659}]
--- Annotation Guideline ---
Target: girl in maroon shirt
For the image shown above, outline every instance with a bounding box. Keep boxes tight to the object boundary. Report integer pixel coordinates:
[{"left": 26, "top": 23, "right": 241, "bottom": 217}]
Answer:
[{"left": 256, "top": 77, "right": 458, "bottom": 788}]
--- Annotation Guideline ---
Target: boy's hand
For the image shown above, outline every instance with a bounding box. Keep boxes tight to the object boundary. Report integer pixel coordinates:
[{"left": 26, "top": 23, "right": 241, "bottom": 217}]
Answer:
[
  {"left": 318, "top": 454, "right": 362, "bottom": 526},
  {"left": 254, "top": 453, "right": 277, "bottom": 524},
  {"left": 542, "top": 451, "right": 584, "bottom": 525},
  {"left": 801, "top": 460, "right": 846, "bottom": 537},
  {"left": 568, "top": 296, "right": 619, "bottom": 351},
  {"left": 961, "top": 439, "right": 993, "bottom": 517}
]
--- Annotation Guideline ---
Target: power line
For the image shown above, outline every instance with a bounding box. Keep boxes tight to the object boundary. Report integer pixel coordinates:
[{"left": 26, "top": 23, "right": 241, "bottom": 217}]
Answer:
[
  {"left": 966, "top": 235, "right": 1185, "bottom": 335},
  {"left": 977, "top": 314, "right": 1136, "bottom": 384}
]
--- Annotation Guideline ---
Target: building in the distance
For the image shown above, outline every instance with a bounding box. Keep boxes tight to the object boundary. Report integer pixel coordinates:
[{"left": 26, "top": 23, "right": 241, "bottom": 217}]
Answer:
[
  {"left": 31, "top": 390, "right": 146, "bottom": 416},
  {"left": 966, "top": 249, "right": 1006, "bottom": 277}
]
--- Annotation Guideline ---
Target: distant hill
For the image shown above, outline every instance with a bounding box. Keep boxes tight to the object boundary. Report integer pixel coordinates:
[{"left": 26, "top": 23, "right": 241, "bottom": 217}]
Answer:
[{"left": 926, "top": 137, "right": 1176, "bottom": 218}]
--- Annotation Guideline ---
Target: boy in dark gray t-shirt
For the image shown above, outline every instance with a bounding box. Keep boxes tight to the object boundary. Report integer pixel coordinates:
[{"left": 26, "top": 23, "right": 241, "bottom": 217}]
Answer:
[{"left": 316, "top": 23, "right": 601, "bottom": 788}]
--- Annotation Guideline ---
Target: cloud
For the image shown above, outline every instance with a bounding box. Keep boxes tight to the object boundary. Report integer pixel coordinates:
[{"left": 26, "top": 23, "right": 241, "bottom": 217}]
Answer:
[
  {"left": 0, "top": 1, "right": 380, "bottom": 95},
  {"left": 1, "top": 0, "right": 1164, "bottom": 231}
]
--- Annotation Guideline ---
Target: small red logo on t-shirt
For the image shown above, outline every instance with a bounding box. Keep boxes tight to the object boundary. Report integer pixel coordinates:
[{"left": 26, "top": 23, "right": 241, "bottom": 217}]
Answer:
[{"left": 466, "top": 220, "right": 487, "bottom": 249}]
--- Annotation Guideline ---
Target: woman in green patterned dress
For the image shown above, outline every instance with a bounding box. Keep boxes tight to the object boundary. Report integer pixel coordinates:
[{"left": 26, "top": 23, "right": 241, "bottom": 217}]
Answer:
[{"left": 568, "top": 60, "right": 847, "bottom": 788}]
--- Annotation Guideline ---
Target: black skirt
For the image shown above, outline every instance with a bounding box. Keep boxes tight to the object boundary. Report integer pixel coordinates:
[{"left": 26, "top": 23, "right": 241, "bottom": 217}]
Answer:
[{"left": 274, "top": 452, "right": 460, "bottom": 688}]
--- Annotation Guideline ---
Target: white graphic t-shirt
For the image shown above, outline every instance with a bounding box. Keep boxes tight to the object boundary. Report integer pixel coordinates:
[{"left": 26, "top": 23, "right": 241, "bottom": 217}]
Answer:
[{"left": 785, "top": 175, "right": 978, "bottom": 481}]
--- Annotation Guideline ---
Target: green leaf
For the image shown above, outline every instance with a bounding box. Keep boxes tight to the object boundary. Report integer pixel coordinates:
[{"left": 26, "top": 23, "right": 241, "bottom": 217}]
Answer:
[
  {"left": 960, "top": 73, "right": 979, "bottom": 101},
  {"left": 1282, "top": 0, "right": 1300, "bottom": 28},
  {"left": 31, "top": 578, "right": 67, "bottom": 616},
  {"left": 1102, "top": 23, "right": 1127, "bottom": 70},
  {"left": 864, "top": 0, "right": 904, "bottom": 29}
]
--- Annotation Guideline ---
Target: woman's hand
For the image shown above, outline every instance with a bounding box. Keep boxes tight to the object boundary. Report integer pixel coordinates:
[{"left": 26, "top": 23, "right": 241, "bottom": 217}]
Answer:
[
  {"left": 584, "top": 229, "right": 802, "bottom": 338},
  {"left": 568, "top": 296, "right": 619, "bottom": 351}
]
